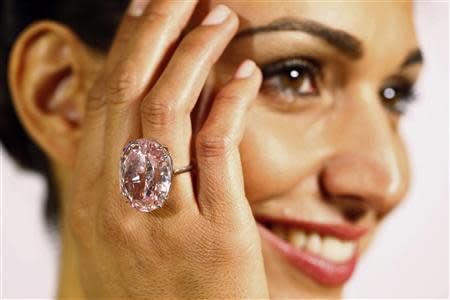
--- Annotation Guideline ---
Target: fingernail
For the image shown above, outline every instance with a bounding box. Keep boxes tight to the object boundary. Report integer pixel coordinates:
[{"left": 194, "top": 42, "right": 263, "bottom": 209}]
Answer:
[
  {"left": 128, "top": 0, "right": 150, "bottom": 17},
  {"left": 234, "top": 60, "right": 256, "bottom": 79},
  {"left": 201, "top": 5, "right": 231, "bottom": 26}
]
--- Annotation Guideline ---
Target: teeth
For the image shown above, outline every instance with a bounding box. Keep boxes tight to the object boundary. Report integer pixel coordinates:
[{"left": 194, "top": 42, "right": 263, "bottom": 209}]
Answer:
[
  {"left": 274, "top": 225, "right": 356, "bottom": 262},
  {"left": 306, "top": 233, "right": 322, "bottom": 255},
  {"left": 321, "top": 237, "right": 354, "bottom": 262},
  {"left": 287, "top": 229, "right": 307, "bottom": 248}
]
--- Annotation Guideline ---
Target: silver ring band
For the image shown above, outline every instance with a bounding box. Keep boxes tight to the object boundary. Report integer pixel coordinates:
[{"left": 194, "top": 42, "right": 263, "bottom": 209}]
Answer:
[{"left": 173, "top": 163, "right": 194, "bottom": 175}]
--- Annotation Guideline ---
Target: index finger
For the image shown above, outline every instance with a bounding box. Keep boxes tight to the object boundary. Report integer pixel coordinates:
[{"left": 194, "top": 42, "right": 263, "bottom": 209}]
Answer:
[
  {"left": 104, "top": 1, "right": 151, "bottom": 73},
  {"left": 78, "top": 1, "right": 151, "bottom": 172}
]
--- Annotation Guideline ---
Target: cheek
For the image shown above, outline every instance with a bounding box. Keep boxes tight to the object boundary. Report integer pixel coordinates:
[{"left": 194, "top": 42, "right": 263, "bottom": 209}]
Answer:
[
  {"left": 239, "top": 106, "right": 326, "bottom": 203},
  {"left": 240, "top": 125, "right": 291, "bottom": 202}
]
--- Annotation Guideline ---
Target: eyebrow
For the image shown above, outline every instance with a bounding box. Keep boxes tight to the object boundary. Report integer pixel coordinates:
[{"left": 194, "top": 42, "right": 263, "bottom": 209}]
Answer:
[
  {"left": 401, "top": 48, "right": 423, "bottom": 68},
  {"left": 236, "top": 18, "right": 363, "bottom": 59}
]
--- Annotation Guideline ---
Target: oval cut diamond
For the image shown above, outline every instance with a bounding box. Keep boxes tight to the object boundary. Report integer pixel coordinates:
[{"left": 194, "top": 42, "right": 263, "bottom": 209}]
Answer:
[{"left": 120, "top": 139, "right": 173, "bottom": 212}]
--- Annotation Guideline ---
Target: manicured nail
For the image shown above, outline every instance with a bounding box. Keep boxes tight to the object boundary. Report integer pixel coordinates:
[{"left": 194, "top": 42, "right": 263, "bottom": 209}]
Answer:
[
  {"left": 201, "top": 5, "right": 231, "bottom": 26},
  {"left": 235, "top": 60, "right": 256, "bottom": 79},
  {"left": 128, "top": 0, "right": 150, "bottom": 17}
]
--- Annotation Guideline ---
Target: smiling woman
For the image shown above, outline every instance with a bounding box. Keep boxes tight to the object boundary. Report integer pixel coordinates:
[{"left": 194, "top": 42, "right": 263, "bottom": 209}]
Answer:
[{"left": 1, "top": 0, "right": 442, "bottom": 299}]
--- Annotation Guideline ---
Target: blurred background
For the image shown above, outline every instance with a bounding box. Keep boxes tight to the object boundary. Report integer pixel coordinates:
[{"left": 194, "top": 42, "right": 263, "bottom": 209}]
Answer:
[{"left": 1, "top": 1, "right": 449, "bottom": 299}]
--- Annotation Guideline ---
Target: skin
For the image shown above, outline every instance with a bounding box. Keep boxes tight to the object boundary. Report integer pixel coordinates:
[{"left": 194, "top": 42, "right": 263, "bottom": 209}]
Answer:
[{"left": 7, "top": 0, "right": 422, "bottom": 299}]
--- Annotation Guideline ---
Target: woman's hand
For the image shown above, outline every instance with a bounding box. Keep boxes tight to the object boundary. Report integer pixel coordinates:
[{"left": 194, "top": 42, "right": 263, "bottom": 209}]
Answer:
[{"left": 67, "top": 0, "right": 268, "bottom": 298}]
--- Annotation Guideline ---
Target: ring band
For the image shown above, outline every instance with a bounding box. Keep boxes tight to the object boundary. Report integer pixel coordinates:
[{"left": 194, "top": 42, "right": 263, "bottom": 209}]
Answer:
[
  {"left": 119, "top": 138, "right": 192, "bottom": 212},
  {"left": 173, "top": 163, "right": 194, "bottom": 175}
]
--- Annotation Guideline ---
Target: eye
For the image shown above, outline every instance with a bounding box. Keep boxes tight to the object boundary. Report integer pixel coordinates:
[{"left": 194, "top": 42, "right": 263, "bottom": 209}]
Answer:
[
  {"left": 380, "top": 79, "right": 416, "bottom": 114},
  {"left": 261, "top": 57, "right": 321, "bottom": 104}
]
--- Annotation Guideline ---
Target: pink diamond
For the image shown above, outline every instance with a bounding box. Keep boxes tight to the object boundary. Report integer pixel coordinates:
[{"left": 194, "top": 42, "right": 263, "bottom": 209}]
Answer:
[{"left": 119, "top": 139, "right": 173, "bottom": 212}]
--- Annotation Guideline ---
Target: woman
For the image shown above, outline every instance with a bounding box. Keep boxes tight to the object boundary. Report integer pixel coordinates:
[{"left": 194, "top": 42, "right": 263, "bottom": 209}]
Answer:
[{"left": 1, "top": 0, "right": 423, "bottom": 298}]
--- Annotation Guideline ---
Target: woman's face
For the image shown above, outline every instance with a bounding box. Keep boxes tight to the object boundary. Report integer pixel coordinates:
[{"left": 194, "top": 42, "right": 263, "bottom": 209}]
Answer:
[
  {"left": 193, "top": 1, "right": 422, "bottom": 298},
  {"left": 5, "top": 0, "right": 423, "bottom": 297}
]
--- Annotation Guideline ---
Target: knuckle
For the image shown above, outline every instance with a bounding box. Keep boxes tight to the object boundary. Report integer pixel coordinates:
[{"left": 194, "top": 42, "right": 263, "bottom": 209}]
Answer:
[
  {"left": 86, "top": 82, "right": 106, "bottom": 114},
  {"left": 107, "top": 63, "right": 138, "bottom": 104},
  {"left": 196, "top": 131, "right": 234, "bottom": 158},
  {"left": 215, "top": 93, "right": 245, "bottom": 107},
  {"left": 141, "top": 99, "right": 177, "bottom": 130},
  {"left": 141, "top": 9, "right": 171, "bottom": 26}
]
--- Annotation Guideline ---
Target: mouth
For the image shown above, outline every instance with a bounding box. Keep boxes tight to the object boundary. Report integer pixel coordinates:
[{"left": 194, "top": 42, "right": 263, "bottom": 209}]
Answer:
[{"left": 255, "top": 215, "right": 368, "bottom": 286}]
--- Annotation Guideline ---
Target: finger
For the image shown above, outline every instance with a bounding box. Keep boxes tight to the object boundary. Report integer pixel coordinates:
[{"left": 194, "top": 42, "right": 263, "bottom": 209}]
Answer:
[
  {"left": 104, "top": 0, "right": 151, "bottom": 74},
  {"left": 195, "top": 60, "right": 262, "bottom": 219},
  {"left": 78, "top": 0, "right": 150, "bottom": 172},
  {"left": 89, "top": 0, "right": 151, "bottom": 111},
  {"left": 83, "top": 0, "right": 150, "bottom": 132},
  {"left": 104, "top": 0, "right": 198, "bottom": 166},
  {"left": 140, "top": 5, "right": 239, "bottom": 212}
]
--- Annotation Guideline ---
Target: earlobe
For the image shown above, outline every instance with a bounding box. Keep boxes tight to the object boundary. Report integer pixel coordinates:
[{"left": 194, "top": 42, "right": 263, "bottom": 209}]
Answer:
[{"left": 8, "top": 20, "right": 100, "bottom": 167}]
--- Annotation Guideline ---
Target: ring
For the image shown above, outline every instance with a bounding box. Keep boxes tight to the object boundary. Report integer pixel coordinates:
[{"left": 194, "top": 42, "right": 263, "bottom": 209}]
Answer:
[{"left": 119, "top": 138, "right": 193, "bottom": 212}]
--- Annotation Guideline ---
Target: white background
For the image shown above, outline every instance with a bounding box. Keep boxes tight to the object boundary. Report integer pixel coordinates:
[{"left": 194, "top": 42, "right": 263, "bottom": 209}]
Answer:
[{"left": 1, "top": 2, "right": 449, "bottom": 299}]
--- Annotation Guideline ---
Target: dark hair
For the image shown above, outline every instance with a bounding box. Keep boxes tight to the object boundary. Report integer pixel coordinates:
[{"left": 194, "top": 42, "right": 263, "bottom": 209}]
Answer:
[{"left": 0, "top": 0, "right": 127, "bottom": 227}]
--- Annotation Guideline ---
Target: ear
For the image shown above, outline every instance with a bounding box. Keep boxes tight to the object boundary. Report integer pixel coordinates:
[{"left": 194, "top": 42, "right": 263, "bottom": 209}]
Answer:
[{"left": 8, "top": 21, "right": 103, "bottom": 167}]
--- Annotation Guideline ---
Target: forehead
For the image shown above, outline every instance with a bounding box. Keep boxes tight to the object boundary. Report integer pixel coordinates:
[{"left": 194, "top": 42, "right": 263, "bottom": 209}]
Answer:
[{"left": 203, "top": 1, "right": 418, "bottom": 65}]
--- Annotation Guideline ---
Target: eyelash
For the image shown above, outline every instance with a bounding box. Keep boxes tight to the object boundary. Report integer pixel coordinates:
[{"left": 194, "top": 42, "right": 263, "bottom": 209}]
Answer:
[
  {"left": 261, "top": 57, "right": 321, "bottom": 102},
  {"left": 260, "top": 57, "right": 416, "bottom": 114}
]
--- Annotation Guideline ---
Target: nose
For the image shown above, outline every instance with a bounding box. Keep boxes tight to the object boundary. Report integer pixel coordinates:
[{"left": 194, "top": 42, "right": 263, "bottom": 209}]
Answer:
[{"left": 319, "top": 84, "right": 409, "bottom": 220}]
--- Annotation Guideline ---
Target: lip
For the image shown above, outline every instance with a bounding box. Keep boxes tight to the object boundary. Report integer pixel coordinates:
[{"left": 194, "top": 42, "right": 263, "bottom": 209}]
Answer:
[
  {"left": 256, "top": 216, "right": 367, "bottom": 286},
  {"left": 256, "top": 215, "right": 367, "bottom": 240}
]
